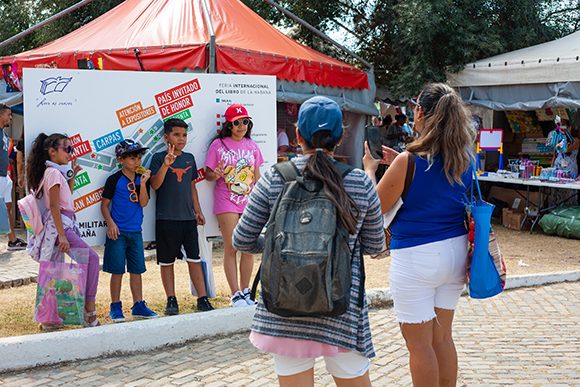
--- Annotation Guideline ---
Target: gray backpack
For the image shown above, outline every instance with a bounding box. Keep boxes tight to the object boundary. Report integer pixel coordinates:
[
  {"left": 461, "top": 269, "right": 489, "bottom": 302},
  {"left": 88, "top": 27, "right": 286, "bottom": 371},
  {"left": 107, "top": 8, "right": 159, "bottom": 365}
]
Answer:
[{"left": 251, "top": 161, "right": 361, "bottom": 317}]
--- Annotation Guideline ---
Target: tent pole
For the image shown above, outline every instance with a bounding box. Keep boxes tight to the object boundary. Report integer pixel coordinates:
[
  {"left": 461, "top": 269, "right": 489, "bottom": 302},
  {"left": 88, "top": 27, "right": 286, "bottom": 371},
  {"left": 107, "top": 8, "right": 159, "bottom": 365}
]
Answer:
[
  {"left": 200, "top": 0, "right": 216, "bottom": 73},
  {"left": 0, "top": 0, "right": 97, "bottom": 51},
  {"left": 262, "top": 0, "right": 373, "bottom": 70}
]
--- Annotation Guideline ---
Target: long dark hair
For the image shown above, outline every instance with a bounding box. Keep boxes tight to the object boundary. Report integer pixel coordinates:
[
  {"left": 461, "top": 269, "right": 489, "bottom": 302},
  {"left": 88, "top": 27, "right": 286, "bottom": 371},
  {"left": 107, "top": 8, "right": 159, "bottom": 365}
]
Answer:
[
  {"left": 209, "top": 120, "right": 254, "bottom": 146},
  {"left": 301, "top": 130, "right": 359, "bottom": 235},
  {"left": 27, "top": 133, "right": 69, "bottom": 195}
]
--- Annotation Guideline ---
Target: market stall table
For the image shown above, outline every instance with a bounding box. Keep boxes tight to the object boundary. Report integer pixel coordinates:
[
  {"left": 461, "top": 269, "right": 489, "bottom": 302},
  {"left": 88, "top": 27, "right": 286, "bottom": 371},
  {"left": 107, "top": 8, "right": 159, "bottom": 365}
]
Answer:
[{"left": 478, "top": 174, "right": 580, "bottom": 232}]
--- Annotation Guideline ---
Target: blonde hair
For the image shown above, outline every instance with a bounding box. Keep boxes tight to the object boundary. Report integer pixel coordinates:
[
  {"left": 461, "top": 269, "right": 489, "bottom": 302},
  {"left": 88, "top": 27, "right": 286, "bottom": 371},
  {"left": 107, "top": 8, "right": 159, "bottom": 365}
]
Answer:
[{"left": 407, "top": 83, "right": 476, "bottom": 184}]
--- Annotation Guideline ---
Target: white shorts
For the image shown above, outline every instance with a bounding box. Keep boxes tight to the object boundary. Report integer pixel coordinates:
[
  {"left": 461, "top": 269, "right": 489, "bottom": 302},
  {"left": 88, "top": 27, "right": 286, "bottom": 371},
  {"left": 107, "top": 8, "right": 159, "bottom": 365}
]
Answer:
[
  {"left": 0, "top": 176, "right": 13, "bottom": 203},
  {"left": 272, "top": 351, "right": 370, "bottom": 379},
  {"left": 390, "top": 235, "right": 468, "bottom": 324}
]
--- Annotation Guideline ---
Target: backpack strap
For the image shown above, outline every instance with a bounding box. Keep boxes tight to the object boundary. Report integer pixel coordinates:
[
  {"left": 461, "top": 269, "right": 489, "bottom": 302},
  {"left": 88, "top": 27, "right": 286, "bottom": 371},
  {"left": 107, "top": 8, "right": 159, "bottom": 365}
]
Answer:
[
  {"left": 250, "top": 264, "right": 261, "bottom": 301},
  {"left": 401, "top": 152, "right": 415, "bottom": 199},
  {"left": 333, "top": 160, "right": 354, "bottom": 178},
  {"left": 273, "top": 161, "right": 300, "bottom": 182}
]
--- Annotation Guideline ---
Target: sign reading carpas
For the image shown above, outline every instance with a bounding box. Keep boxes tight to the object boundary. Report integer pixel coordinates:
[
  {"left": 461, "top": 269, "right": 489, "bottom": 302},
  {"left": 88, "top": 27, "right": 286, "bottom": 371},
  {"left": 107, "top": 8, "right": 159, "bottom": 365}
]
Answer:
[{"left": 24, "top": 68, "right": 277, "bottom": 245}]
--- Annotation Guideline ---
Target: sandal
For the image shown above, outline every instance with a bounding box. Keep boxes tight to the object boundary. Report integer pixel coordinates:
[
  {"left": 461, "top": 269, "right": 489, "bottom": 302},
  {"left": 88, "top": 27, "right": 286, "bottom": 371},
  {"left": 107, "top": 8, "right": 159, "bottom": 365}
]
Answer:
[
  {"left": 84, "top": 310, "right": 100, "bottom": 327},
  {"left": 39, "top": 323, "right": 64, "bottom": 331}
]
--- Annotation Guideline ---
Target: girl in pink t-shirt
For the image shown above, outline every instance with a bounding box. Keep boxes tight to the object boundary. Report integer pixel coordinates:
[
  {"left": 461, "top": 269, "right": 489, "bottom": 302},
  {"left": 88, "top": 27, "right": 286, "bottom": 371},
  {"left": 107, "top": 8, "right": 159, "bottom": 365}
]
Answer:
[
  {"left": 205, "top": 104, "right": 264, "bottom": 307},
  {"left": 27, "top": 133, "right": 100, "bottom": 329}
]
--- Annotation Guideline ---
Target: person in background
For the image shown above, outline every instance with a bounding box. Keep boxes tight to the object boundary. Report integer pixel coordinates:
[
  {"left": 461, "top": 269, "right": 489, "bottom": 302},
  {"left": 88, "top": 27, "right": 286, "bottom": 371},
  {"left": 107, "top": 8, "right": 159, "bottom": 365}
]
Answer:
[
  {"left": 277, "top": 128, "right": 290, "bottom": 153},
  {"left": 402, "top": 115, "right": 414, "bottom": 138},
  {"left": 386, "top": 114, "right": 410, "bottom": 152},
  {"left": 373, "top": 115, "right": 394, "bottom": 181},
  {"left": 364, "top": 83, "right": 476, "bottom": 387},
  {"left": 0, "top": 104, "right": 26, "bottom": 250},
  {"left": 382, "top": 114, "right": 393, "bottom": 129},
  {"left": 16, "top": 133, "right": 25, "bottom": 189}
]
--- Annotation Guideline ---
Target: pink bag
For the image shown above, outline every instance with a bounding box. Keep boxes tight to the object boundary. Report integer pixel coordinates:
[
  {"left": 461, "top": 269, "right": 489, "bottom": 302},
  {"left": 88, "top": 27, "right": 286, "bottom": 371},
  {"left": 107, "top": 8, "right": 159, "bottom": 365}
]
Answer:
[{"left": 34, "top": 253, "right": 88, "bottom": 326}]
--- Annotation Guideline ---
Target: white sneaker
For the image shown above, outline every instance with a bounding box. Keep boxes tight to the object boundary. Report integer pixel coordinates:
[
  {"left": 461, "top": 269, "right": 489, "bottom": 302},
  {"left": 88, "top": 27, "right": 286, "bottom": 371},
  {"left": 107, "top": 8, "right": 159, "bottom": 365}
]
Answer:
[
  {"left": 242, "top": 288, "right": 256, "bottom": 305},
  {"left": 231, "top": 291, "right": 248, "bottom": 307}
]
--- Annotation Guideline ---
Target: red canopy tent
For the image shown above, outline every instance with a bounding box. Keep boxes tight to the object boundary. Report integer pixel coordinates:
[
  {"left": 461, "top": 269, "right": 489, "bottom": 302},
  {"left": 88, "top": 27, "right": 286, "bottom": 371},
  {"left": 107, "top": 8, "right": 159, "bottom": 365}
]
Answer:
[
  {"left": 0, "top": 0, "right": 368, "bottom": 90},
  {"left": 1, "top": 0, "right": 377, "bottom": 165}
]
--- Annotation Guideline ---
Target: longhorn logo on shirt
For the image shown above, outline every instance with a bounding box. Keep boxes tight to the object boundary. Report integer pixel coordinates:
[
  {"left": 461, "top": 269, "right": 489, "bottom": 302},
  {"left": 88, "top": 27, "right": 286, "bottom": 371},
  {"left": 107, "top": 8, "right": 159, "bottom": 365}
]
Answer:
[{"left": 169, "top": 166, "right": 192, "bottom": 182}]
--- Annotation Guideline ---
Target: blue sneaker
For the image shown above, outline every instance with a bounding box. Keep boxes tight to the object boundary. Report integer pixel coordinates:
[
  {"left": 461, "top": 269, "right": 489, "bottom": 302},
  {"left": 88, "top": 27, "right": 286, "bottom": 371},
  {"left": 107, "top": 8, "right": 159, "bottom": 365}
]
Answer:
[
  {"left": 132, "top": 300, "right": 158, "bottom": 319},
  {"left": 110, "top": 301, "right": 125, "bottom": 323}
]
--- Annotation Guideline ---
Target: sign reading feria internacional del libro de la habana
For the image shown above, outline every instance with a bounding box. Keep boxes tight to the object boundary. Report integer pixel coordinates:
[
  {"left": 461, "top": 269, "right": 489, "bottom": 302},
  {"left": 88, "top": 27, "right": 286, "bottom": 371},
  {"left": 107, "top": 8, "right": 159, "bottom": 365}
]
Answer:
[{"left": 24, "top": 68, "right": 277, "bottom": 245}]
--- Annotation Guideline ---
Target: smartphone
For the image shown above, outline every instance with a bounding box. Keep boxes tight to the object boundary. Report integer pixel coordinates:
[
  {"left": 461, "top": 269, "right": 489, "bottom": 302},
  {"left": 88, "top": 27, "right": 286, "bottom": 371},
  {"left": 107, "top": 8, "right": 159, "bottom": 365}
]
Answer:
[{"left": 365, "top": 125, "right": 384, "bottom": 159}]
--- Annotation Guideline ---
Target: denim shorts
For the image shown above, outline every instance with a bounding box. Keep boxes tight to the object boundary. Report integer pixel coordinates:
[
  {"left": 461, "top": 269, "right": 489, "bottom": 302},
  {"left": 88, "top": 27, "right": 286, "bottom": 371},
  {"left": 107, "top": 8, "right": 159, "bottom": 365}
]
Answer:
[{"left": 103, "top": 231, "right": 146, "bottom": 274}]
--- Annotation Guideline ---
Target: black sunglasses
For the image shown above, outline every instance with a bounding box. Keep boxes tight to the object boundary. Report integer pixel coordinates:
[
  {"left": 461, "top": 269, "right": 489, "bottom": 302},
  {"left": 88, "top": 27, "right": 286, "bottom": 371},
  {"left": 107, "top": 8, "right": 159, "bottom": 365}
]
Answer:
[
  {"left": 233, "top": 119, "right": 250, "bottom": 126},
  {"left": 55, "top": 145, "right": 74, "bottom": 154}
]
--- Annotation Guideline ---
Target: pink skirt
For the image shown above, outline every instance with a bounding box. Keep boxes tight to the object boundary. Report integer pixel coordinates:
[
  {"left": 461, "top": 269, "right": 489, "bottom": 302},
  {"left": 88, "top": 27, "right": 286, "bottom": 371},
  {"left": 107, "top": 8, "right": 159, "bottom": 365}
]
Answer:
[{"left": 250, "top": 331, "right": 349, "bottom": 358}]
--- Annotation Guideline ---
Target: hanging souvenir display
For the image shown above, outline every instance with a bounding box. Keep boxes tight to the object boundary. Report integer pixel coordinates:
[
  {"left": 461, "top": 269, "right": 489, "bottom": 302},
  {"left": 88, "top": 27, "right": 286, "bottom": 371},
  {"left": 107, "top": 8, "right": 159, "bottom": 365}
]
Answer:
[{"left": 2, "top": 64, "right": 22, "bottom": 92}]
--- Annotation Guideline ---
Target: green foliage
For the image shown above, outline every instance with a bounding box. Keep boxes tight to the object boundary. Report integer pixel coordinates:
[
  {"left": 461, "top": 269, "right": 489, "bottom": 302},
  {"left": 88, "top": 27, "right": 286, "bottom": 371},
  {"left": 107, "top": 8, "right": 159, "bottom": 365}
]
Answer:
[
  {"left": 1, "top": 0, "right": 579, "bottom": 98},
  {"left": 246, "top": 0, "right": 580, "bottom": 98},
  {"left": 0, "top": 0, "right": 123, "bottom": 56},
  {"left": 0, "top": 0, "right": 35, "bottom": 56}
]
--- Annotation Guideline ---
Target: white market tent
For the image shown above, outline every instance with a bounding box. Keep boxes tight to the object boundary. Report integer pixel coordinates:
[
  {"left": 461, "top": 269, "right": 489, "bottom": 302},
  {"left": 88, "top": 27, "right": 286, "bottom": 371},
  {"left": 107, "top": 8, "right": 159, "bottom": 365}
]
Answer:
[{"left": 448, "top": 30, "right": 580, "bottom": 110}]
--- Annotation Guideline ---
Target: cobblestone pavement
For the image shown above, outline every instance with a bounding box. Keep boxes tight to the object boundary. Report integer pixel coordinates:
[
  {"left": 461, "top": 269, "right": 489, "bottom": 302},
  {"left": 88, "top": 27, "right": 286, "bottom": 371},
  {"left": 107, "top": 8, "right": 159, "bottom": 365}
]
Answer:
[{"left": 1, "top": 282, "right": 578, "bottom": 386}]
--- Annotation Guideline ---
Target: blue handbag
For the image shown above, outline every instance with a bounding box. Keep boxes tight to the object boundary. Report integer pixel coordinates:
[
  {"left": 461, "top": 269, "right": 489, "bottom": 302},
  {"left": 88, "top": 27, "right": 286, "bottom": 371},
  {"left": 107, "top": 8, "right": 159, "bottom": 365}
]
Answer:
[{"left": 465, "top": 166, "right": 506, "bottom": 299}]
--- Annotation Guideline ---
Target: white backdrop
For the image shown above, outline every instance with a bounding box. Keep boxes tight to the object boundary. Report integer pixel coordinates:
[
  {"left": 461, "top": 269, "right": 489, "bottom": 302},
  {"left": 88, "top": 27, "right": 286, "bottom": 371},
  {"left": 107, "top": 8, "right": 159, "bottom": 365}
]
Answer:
[{"left": 23, "top": 68, "right": 277, "bottom": 245}]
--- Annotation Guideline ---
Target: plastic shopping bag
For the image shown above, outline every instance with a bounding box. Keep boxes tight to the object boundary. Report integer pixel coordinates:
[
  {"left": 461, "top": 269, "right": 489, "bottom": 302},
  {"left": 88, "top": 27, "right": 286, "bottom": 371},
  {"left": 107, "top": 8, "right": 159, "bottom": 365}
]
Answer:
[
  {"left": 190, "top": 225, "right": 216, "bottom": 298},
  {"left": 34, "top": 249, "right": 88, "bottom": 326}
]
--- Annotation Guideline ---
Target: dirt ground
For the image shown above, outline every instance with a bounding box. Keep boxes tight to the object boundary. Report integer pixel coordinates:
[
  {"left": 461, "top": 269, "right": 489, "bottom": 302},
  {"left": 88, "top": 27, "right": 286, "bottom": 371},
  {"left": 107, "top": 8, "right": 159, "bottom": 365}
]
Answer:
[{"left": 0, "top": 225, "right": 577, "bottom": 337}]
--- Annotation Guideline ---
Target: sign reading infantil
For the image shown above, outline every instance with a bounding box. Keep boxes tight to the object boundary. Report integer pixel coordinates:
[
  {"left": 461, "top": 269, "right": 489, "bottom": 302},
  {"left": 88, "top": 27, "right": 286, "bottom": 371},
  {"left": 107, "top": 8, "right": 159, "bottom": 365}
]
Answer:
[{"left": 24, "top": 69, "right": 277, "bottom": 245}]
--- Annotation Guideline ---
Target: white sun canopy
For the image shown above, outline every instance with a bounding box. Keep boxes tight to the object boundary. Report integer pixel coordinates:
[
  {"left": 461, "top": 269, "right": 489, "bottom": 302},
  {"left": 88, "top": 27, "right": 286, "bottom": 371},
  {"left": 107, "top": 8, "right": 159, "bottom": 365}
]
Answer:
[{"left": 447, "top": 31, "right": 580, "bottom": 110}]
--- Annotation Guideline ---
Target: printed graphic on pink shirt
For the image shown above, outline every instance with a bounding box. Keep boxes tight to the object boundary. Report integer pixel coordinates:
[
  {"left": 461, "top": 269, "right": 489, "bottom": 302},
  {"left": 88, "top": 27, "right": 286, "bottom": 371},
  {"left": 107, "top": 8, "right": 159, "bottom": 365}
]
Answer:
[{"left": 206, "top": 137, "right": 264, "bottom": 214}]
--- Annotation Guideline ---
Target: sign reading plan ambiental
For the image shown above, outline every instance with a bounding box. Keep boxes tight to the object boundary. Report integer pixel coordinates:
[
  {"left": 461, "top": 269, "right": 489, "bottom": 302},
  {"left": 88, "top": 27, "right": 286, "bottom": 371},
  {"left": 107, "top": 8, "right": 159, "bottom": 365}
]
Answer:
[{"left": 24, "top": 68, "right": 277, "bottom": 245}]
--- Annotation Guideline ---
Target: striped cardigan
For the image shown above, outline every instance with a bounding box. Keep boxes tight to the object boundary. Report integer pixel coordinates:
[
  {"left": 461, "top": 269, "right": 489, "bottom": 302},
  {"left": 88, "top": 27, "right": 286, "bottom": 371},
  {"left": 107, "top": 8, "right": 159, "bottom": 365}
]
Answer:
[{"left": 233, "top": 156, "right": 385, "bottom": 358}]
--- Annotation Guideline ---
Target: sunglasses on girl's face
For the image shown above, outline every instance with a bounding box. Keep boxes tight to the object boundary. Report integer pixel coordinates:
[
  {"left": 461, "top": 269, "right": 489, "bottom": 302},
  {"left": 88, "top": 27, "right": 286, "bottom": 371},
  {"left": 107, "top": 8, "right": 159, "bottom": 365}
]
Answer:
[
  {"left": 127, "top": 181, "right": 138, "bottom": 203},
  {"left": 55, "top": 145, "right": 74, "bottom": 154},
  {"left": 233, "top": 119, "right": 250, "bottom": 126}
]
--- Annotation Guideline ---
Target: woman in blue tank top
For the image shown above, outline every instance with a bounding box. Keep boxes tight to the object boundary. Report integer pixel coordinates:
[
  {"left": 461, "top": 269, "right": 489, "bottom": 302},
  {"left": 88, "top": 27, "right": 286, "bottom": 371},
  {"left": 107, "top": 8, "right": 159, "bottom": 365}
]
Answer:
[{"left": 364, "top": 83, "right": 476, "bottom": 387}]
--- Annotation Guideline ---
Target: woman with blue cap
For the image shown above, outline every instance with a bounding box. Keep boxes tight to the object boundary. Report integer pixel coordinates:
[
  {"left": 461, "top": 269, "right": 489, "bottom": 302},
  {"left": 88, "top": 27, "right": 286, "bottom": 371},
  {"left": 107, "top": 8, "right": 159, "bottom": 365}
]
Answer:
[{"left": 233, "top": 96, "right": 385, "bottom": 386}]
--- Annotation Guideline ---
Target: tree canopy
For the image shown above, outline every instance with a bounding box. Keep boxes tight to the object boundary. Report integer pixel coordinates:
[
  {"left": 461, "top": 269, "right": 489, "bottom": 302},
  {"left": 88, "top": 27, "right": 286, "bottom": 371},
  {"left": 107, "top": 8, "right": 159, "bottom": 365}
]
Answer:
[
  {"left": 244, "top": 0, "right": 580, "bottom": 97},
  {"left": 1, "top": 0, "right": 579, "bottom": 97}
]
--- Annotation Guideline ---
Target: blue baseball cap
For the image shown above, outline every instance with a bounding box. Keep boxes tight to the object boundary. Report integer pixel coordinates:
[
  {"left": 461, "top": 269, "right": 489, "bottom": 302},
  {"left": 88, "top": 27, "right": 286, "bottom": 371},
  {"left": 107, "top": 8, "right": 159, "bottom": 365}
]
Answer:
[{"left": 298, "top": 96, "right": 343, "bottom": 142}]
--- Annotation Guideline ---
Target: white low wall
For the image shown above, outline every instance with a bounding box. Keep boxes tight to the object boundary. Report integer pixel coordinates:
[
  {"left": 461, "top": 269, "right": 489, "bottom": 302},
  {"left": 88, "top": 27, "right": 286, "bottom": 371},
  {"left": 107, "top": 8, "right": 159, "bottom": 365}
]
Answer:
[{"left": 1, "top": 271, "right": 579, "bottom": 373}]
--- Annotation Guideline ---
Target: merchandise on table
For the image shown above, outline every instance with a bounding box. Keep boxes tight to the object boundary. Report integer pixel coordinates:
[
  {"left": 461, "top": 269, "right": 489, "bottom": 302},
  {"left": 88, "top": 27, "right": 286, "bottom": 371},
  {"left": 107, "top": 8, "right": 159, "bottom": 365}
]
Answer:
[{"left": 506, "top": 159, "right": 540, "bottom": 178}]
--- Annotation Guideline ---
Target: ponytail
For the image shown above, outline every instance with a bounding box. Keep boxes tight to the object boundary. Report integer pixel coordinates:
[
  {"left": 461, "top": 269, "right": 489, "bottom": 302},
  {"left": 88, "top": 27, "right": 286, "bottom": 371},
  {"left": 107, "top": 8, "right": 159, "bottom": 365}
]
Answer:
[
  {"left": 406, "top": 83, "right": 476, "bottom": 184},
  {"left": 27, "top": 133, "right": 69, "bottom": 195},
  {"left": 301, "top": 131, "right": 359, "bottom": 234}
]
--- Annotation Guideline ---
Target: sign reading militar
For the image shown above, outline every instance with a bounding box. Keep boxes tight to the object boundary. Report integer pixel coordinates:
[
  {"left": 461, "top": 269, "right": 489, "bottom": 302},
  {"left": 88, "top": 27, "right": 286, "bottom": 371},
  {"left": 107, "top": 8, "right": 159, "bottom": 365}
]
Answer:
[{"left": 24, "top": 68, "right": 277, "bottom": 245}]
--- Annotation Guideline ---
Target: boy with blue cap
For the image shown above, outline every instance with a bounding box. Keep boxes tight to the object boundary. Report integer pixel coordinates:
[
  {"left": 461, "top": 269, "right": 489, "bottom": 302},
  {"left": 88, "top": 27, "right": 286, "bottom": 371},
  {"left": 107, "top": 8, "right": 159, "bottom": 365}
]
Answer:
[{"left": 101, "top": 139, "right": 158, "bottom": 322}]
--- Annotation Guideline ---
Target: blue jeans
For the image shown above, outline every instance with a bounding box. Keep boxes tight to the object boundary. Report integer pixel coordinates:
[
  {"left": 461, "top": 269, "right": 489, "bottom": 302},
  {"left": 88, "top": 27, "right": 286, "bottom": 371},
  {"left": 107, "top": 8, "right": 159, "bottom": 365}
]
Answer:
[{"left": 103, "top": 231, "right": 146, "bottom": 274}]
